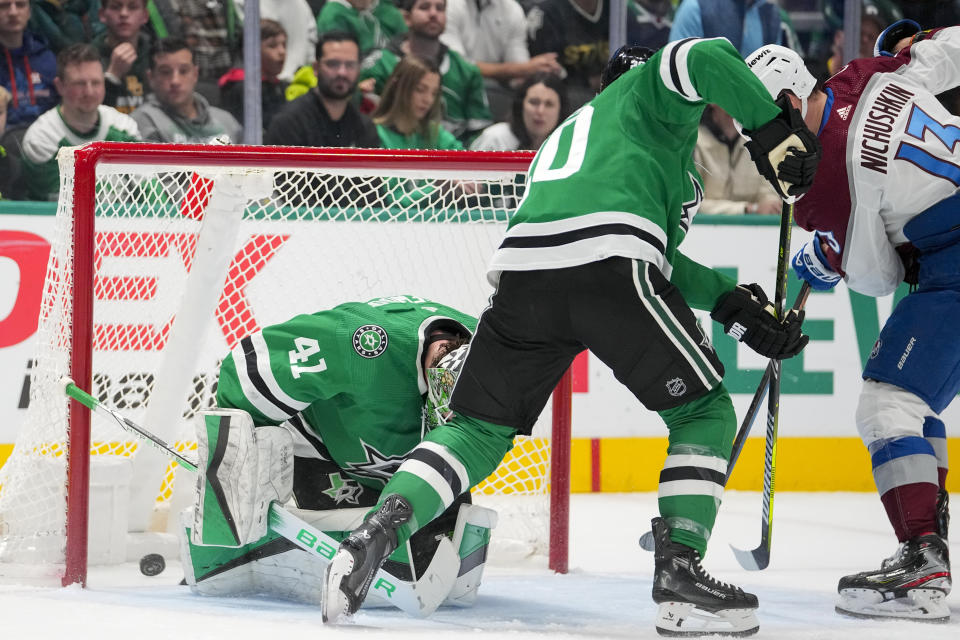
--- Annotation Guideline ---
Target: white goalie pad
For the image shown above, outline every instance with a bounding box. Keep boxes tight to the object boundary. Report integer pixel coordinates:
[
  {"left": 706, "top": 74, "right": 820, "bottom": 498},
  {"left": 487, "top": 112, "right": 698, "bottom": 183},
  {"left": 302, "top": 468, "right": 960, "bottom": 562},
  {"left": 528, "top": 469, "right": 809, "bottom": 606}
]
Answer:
[
  {"left": 180, "top": 501, "right": 498, "bottom": 610},
  {"left": 192, "top": 409, "right": 294, "bottom": 547},
  {"left": 446, "top": 503, "right": 498, "bottom": 607}
]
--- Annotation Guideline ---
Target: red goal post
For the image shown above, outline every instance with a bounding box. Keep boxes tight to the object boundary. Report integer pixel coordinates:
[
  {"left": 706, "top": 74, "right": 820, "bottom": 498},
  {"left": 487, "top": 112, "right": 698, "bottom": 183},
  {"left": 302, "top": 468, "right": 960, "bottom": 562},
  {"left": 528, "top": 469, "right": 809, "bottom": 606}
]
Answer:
[{"left": 0, "top": 143, "right": 572, "bottom": 587}]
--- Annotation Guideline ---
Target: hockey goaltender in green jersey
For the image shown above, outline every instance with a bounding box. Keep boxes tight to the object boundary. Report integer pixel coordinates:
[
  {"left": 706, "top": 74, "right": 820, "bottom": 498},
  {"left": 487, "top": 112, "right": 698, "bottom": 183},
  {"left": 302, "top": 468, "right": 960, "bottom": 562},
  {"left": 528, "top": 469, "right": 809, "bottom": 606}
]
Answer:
[{"left": 178, "top": 295, "right": 496, "bottom": 609}]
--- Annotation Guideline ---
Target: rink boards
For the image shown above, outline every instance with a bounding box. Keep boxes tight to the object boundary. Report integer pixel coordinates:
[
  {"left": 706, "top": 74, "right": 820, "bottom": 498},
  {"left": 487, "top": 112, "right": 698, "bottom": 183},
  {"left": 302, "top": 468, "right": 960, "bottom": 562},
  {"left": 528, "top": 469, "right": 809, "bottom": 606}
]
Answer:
[{"left": 0, "top": 205, "right": 955, "bottom": 492}]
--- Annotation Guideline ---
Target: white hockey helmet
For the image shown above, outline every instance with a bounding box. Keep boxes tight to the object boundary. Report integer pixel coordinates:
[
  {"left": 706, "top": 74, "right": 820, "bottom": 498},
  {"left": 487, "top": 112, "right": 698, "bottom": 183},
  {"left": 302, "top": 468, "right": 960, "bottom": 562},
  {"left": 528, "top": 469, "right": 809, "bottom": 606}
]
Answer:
[
  {"left": 744, "top": 44, "right": 816, "bottom": 118},
  {"left": 424, "top": 344, "right": 470, "bottom": 431}
]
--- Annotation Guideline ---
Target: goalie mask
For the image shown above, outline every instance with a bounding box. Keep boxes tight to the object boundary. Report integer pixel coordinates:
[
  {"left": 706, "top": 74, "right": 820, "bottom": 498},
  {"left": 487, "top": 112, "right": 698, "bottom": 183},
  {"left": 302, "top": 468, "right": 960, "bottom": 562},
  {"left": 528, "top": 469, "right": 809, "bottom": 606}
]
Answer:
[{"left": 424, "top": 344, "right": 470, "bottom": 431}]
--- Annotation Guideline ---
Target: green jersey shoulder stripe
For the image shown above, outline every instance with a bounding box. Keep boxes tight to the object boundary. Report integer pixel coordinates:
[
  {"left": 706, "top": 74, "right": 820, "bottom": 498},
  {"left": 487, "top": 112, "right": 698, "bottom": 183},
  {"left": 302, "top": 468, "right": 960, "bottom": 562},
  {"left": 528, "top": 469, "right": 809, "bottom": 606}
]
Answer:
[{"left": 231, "top": 333, "right": 312, "bottom": 421}]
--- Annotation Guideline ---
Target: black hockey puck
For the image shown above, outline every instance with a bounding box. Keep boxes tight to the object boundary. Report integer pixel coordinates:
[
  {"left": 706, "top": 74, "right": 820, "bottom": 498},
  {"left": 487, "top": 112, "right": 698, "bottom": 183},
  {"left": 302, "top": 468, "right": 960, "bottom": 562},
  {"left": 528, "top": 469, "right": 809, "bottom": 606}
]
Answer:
[{"left": 139, "top": 553, "right": 166, "bottom": 576}]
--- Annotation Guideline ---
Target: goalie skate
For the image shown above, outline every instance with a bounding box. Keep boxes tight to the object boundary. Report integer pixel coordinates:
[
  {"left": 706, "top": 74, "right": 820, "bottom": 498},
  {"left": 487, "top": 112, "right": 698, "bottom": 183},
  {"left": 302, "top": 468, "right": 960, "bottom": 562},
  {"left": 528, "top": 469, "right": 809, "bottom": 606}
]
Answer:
[
  {"left": 322, "top": 495, "right": 412, "bottom": 623},
  {"left": 836, "top": 532, "right": 951, "bottom": 623},
  {"left": 650, "top": 518, "right": 759, "bottom": 637}
]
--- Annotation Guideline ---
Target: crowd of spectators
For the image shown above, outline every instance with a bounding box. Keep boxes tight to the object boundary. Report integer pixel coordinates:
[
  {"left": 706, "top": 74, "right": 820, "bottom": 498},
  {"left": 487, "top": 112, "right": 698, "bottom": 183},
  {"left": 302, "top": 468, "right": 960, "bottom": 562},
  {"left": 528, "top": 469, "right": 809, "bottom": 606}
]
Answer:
[{"left": 1, "top": 0, "right": 959, "bottom": 206}]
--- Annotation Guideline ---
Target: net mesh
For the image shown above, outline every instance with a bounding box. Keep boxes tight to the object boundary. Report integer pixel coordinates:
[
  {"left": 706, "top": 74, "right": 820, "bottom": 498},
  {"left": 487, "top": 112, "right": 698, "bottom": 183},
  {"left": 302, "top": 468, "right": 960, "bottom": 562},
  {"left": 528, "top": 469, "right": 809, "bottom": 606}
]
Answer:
[{"left": 0, "top": 145, "right": 551, "bottom": 581}]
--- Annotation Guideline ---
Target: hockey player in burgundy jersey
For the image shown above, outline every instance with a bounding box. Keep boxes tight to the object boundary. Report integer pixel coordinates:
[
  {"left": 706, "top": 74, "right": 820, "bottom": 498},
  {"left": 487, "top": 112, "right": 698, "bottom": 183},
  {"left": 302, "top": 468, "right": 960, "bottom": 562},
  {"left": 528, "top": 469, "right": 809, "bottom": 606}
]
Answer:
[{"left": 746, "top": 25, "right": 957, "bottom": 622}]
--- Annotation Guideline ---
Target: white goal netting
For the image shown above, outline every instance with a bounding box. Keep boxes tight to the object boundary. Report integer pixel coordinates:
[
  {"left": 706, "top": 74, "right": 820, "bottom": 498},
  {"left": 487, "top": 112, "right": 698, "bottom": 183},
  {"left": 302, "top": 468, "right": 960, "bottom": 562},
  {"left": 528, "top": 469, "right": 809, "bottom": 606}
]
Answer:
[{"left": 0, "top": 144, "right": 558, "bottom": 585}]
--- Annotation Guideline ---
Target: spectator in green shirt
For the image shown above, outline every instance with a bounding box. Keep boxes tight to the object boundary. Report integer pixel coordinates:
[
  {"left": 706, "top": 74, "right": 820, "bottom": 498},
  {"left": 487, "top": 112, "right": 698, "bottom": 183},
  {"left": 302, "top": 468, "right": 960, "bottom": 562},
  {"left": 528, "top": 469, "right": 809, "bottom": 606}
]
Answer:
[
  {"left": 372, "top": 56, "right": 478, "bottom": 207},
  {"left": 316, "top": 0, "right": 406, "bottom": 60},
  {"left": 372, "top": 55, "right": 460, "bottom": 150},
  {"left": 361, "top": 0, "right": 491, "bottom": 143},
  {"left": 20, "top": 43, "right": 140, "bottom": 200}
]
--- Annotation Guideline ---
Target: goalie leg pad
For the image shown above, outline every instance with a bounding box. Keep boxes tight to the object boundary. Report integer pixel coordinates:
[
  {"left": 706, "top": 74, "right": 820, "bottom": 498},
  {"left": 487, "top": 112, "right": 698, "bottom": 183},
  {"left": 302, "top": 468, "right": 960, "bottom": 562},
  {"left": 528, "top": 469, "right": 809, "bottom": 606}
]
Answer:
[
  {"left": 193, "top": 409, "right": 293, "bottom": 547},
  {"left": 445, "top": 503, "right": 498, "bottom": 607},
  {"left": 179, "top": 507, "right": 328, "bottom": 603}
]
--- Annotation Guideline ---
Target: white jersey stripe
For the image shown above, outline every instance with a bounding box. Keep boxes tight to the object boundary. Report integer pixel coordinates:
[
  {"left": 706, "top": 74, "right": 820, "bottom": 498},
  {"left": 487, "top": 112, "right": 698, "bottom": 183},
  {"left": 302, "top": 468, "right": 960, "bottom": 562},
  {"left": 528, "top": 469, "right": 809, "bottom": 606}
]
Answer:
[
  {"left": 397, "top": 459, "right": 455, "bottom": 508},
  {"left": 659, "top": 39, "right": 702, "bottom": 102},
  {"left": 663, "top": 454, "right": 728, "bottom": 474},
  {"left": 418, "top": 441, "right": 470, "bottom": 491},
  {"left": 658, "top": 479, "right": 725, "bottom": 499},
  {"left": 229, "top": 339, "right": 290, "bottom": 422},
  {"left": 503, "top": 210, "right": 667, "bottom": 245},
  {"left": 248, "top": 332, "right": 311, "bottom": 413}
]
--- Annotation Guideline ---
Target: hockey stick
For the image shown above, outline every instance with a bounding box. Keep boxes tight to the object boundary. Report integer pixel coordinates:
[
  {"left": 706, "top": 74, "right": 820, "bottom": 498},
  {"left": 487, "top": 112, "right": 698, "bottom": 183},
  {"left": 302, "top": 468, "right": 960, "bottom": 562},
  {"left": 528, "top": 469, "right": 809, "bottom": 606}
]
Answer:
[
  {"left": 724, "top": 281, "right": 810, "bottom": 482},
  {"left": 730, "top": 200, "right": 797, "bottom": 571},
  {"left": 61, "top": 378, "right": 457, "bottom": 617},
  {"left": 637, "top": 282, "right": 811, "bottom": 552}
]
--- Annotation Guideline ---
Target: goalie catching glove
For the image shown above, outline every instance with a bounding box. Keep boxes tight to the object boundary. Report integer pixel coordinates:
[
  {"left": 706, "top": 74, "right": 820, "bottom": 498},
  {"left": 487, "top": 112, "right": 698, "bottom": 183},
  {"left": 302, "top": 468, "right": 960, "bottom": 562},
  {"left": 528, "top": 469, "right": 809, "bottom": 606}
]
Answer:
[
  {"left": 711, "top": 284, "right": 808, "bottom": 359},
  {"left": 743, "top": 95, "right": 822, "bottom": 202}
]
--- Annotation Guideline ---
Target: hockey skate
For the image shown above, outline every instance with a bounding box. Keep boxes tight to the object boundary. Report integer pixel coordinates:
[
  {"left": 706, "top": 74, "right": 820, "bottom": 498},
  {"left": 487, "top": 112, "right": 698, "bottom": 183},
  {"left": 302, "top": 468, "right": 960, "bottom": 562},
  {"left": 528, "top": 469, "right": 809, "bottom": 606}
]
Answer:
[
  {"left": 321, "top": 494, "right": 413, "bottom": 623},
  {"left": 650, "top": 517, "right": 759, "bottom": 637},
  {"left": 936, "top": 488, "right": 949, "bottom": 539},
  {"left": 836, "top": 532, "right": 951, "bottom": 623}
]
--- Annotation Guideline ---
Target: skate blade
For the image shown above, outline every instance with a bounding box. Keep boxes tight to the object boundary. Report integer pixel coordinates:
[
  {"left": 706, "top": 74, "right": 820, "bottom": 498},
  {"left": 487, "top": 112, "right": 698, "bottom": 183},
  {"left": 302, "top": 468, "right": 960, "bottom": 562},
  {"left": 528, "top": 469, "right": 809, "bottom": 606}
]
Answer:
[
  {"left": 836, "top": 588, "right": 950, "bottom": 623},
  {"left": 655, "top": 601, "right": 759, "bottom": 637},
  {"left": 321, "top": 550, "right": 355, "bottom": 624}
]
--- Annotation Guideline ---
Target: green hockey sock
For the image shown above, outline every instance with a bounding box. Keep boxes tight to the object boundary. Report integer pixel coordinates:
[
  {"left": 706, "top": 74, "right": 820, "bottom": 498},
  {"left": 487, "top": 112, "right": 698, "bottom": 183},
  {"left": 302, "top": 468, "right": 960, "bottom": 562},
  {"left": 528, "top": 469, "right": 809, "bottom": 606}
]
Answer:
[{"left": 658, "top": 384, "right": 736, "bottom": 557}]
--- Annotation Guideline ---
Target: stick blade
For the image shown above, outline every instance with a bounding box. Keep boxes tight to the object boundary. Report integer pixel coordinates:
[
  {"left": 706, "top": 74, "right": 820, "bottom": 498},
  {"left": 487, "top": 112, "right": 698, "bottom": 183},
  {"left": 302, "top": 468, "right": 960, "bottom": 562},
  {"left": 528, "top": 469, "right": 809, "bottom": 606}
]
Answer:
[{"left": 730, "top": 544, "right": 770, "bottom": 571}]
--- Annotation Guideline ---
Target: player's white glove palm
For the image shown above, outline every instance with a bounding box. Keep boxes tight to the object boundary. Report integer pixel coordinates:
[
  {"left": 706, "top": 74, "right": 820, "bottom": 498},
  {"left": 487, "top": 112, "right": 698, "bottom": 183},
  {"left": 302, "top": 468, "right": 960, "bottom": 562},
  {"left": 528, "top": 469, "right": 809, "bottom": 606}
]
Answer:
[
  {"left": 744, "top": 96, "right": 822, "bottom": 203},
  {"left": 792, "top": 234, "right": 841, "bottom": 290}
]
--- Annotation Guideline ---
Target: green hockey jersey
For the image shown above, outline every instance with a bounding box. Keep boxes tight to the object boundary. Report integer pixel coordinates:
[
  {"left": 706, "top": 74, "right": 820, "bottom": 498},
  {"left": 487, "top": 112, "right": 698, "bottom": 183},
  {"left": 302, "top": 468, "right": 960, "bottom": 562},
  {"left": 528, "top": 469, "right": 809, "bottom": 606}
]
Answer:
[
  {"left": 316, "top": 0, "right": 408, "bottom": 58},
  {"left": 21, "top": 105, "right": 140, "bottom": 201},
  {"left": 216, "top": 295, "right": 476, "bottom": 491},
  {"left": 488, "top": 37, "right": 783, "bottom": 311}
]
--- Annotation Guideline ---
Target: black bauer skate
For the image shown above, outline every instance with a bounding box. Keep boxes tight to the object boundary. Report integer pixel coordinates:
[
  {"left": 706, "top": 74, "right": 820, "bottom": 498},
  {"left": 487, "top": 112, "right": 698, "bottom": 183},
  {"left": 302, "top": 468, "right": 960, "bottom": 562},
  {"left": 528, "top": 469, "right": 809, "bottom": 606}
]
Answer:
[
  {"left": 650, "top": 517, "right": 759, "bottom": 637},
  {"left": 321, "top": 494, "right": 413, "bottom": 623},
  {"left": 836, "top": 532, "right": 951, "bottom": 623}
]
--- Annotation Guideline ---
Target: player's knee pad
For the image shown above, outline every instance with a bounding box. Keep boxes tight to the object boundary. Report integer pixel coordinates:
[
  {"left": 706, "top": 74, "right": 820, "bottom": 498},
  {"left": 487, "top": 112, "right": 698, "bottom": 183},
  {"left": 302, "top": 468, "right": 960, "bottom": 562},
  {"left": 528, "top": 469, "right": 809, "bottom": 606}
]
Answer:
[
  {"left": 445, "top": 502, "right": 498, "bottom": 607},
  {"left": 193, "top": 409, "right": 294, "bottom": 547},
  {"left": 855, "top": 379, "right": 935, "bottom": 447}
]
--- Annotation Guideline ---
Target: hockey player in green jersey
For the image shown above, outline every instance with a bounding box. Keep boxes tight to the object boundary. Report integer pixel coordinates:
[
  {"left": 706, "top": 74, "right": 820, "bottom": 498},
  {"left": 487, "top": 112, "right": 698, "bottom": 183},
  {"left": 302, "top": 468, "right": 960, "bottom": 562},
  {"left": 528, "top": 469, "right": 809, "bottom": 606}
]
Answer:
[
  {"left": 322, "top": 38, "right": 821, "bottom": 635},
  {"left": 179, "top": 295, "right": 495, "bottom": 610}
]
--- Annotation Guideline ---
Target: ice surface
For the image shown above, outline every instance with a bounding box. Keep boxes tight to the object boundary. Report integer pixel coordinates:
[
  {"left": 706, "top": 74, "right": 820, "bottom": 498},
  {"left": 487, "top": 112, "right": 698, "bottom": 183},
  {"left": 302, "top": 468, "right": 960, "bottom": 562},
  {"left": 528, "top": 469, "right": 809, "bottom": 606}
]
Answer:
[{"left": 1, "top": 492, "right": 956, "bottom": 639}]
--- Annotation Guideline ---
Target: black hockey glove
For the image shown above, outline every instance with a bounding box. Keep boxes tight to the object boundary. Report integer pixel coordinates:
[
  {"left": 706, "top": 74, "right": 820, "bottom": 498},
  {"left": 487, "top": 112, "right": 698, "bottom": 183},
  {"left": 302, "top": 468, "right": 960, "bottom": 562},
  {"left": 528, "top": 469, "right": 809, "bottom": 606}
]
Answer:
[
  {"left": 743, "top": 95, "right": 822, "bottom": 201},
  {"left": 710, "top": 284, "right": 808, "bottom": 359}
]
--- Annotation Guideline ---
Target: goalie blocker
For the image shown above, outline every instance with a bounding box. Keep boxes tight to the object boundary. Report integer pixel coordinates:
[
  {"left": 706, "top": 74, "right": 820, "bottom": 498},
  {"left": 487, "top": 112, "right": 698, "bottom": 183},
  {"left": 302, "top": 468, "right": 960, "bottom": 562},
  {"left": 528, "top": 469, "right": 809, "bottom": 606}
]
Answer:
[{"left": 180, "top": 409, "right": 497, "bottom": 608}]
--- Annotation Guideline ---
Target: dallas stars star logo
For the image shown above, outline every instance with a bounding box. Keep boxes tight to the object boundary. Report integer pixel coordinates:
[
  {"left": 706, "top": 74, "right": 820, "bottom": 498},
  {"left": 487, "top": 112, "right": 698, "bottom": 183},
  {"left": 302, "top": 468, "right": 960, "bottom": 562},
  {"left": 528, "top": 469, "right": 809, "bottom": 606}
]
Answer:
[
  {"left": 322, "top": 473, "right": 363, "bottom": 505},
  {"left": 348, "top": 440, "right": 406, "bottom": 483},
  {"left": 681, "top": 172, "right": 704, "bottom": 233}
]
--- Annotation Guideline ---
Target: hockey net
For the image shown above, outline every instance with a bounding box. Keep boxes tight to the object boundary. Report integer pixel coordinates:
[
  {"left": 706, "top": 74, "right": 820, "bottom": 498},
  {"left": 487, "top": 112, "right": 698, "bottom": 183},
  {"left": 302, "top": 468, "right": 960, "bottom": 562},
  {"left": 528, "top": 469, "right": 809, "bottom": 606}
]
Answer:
[{"left": 0, "top": 143, "right": 571, "bottom": 586}]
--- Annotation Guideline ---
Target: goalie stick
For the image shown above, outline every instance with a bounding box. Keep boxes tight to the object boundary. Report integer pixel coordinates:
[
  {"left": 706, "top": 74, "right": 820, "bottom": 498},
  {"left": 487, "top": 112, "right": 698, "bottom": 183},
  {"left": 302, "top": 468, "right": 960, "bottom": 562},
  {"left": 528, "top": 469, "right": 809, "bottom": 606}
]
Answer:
[
  {"left": 61, "top": 378, "right": 457, "bottom": 617},
  {"left": 638, "top": 280, "right": 811, "bottom": 553},
  {"left": 730, "top": 200, "right": 797, "bottom": 571}
]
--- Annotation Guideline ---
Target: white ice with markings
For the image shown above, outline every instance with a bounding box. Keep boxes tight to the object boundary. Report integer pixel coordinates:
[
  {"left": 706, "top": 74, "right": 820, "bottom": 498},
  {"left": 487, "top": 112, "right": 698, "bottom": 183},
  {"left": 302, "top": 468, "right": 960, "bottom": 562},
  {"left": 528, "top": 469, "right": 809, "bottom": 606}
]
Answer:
[{"left": 2, "top": 492, "right": 957, "bottom": 639}]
